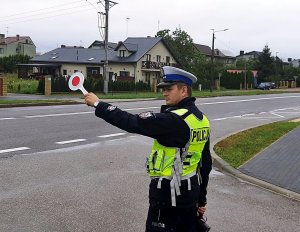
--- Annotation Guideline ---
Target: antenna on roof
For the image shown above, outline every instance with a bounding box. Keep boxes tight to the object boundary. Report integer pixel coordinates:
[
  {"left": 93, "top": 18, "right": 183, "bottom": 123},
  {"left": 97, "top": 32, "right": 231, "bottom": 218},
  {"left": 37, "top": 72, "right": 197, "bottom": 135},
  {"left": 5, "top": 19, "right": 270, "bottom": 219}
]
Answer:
[{"left": 126, "top": 17, "right": 130, "bottom": 38}]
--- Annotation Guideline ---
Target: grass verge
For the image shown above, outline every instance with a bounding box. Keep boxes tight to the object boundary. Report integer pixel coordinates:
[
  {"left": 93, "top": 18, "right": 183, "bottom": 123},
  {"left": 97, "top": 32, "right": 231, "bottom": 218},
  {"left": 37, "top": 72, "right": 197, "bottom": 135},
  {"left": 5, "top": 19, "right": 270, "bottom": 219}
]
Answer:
[{"left": 214, "top": 121, "right": 300, "bottom": 168}]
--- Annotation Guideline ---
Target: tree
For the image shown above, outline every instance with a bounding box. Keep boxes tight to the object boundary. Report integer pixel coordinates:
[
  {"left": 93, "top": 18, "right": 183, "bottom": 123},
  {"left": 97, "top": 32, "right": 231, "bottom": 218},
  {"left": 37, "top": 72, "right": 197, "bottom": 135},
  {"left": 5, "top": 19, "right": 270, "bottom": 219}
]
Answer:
[
  {"left": 156, "top": 28, "right": 209, "bottom": 88},
  {"left": 156, "top": 28, "right": 198, "bottom": 70},
  {"left": 257, "top": 45, "right": 275, "bottom": 81},
  {"left": 0, "top": 54, "right": 31, "bottom": 73}
]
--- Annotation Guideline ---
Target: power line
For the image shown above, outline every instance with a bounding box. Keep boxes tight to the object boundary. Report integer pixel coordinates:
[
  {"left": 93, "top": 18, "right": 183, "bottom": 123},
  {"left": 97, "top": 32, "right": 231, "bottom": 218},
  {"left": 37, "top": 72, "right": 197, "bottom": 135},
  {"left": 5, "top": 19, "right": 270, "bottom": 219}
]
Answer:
[
  {"left": 0, "top": 1, "right": 80, "bottom": 19},
  {"left": 0, "top": 0, "right": 100, "bottom": 26},
  {"left": 0, "top": 7, "right": 96, "bottom": 26}
]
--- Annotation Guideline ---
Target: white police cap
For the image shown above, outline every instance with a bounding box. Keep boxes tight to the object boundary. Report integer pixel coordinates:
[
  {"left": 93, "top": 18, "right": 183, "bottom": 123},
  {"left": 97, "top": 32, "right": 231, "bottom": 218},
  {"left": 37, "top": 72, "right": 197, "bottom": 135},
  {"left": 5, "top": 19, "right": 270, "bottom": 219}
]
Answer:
[{"left": 157, "top": 66, "right": 198, "bottom": 88}]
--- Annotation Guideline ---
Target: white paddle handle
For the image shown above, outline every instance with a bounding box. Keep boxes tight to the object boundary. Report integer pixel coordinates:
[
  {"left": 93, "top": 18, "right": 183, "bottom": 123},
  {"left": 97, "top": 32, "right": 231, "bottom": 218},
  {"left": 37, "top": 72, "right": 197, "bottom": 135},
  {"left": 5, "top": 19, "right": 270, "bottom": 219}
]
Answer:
[{"left": 80, "top": 86, "right": 88, "bottom": 95}]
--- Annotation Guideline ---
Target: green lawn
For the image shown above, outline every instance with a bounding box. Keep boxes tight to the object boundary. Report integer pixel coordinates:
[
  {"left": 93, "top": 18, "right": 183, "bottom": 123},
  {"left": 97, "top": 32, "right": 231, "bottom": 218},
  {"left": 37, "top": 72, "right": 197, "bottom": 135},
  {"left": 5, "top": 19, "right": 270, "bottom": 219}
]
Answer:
[{"left": 214, "top": 121, "right": 300, "bottom": 168}]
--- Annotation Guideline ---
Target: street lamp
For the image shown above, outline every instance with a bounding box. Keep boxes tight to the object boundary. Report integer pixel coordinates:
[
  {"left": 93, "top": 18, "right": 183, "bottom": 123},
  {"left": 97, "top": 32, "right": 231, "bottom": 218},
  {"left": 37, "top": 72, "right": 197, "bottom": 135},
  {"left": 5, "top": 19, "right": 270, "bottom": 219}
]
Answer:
[
  {"left": 210, "top": 28, "right": 228, "bottom": 92},
  {"left": 275, "top": 52, "right": 279, "bottom": 77}
]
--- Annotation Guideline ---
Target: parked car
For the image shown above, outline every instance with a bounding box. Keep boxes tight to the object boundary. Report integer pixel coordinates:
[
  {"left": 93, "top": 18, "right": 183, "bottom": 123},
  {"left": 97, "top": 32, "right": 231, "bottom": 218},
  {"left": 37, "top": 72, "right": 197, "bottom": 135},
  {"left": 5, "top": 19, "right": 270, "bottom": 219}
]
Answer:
[
  {"left": 268, "top": 82, "right": 276, "bottom": 89},
  {"left": 256, "top": 82, "right": 276, "bottom": 90}
]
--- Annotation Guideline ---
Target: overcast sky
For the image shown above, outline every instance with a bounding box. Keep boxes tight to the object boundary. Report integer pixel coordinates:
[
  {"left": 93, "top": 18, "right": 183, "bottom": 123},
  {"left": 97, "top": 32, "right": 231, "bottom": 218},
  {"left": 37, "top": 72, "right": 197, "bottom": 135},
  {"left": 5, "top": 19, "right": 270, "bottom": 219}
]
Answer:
[{"left": 1, "top": 0, "right": 299, "bottom": 60}]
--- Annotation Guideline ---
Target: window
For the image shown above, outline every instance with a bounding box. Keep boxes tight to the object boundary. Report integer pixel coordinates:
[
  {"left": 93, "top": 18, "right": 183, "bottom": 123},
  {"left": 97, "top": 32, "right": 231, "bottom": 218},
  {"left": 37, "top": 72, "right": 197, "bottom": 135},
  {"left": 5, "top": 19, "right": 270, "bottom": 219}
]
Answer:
[
  {"left": 0, "top": 48, "right": 3, "bottom": 54},
  {"left": 145, "top": 72, "right": 151, "bottom": 83},
  {"left": 120, "top": 71, "right": 130, "bottom": 77},
  {"left": 63, "top": 69, "right": 67, "bottom": 75},
  {"left": 92, "top": 69, "right": 98, "bottom": 74},
  {"left": 166, "top": 56, "right": 170, "bottom": 63},
  {"left": 119, "top": 50, "right": 126, "bottom": 57},
  {"left": 146, "top": 54, "right": 151, "bottom": 61},
  {"left": 156, "top": 55, "right": 161, "bottom": 62}
]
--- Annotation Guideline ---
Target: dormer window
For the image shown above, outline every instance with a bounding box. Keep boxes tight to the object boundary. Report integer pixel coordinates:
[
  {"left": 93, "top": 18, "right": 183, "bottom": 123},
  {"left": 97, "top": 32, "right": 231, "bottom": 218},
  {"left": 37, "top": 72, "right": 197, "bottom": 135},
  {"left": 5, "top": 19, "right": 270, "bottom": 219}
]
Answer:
[{"left": 119, "top": 50, "right": 126, "bottom": 57}]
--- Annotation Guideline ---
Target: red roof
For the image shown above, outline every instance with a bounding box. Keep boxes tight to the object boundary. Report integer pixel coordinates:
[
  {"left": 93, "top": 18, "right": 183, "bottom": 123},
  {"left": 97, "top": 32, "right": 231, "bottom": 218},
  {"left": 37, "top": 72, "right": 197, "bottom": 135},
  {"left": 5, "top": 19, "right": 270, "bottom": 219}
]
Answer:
[
  {"left": 0, "top": 35, "right": 33, "bottom": 45},
  {"left": 227, "top": 69, "right": 258, "bottom": 77}
]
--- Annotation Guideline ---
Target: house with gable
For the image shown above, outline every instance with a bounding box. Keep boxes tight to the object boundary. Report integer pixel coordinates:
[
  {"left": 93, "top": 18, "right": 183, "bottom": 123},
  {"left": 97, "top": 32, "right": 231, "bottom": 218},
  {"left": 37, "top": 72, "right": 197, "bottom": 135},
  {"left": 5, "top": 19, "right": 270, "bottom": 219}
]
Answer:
[
  {"left": 28, "top": 36, "right": 179, "bottom": 90},
  {"left": 107, "top": 37, "right": 179, "bottom": 89},
  {"left": 236, "top": 50, "right": 262, "bottom": 61},
  {"left": 0, "top": 34, "right": 36, "bottom": 58},
  {"left": 193, "top": 43, "right": 235, "bottom": 64},
  {"left": 193, "top": 43, "right": 212, "bottom": 61}
]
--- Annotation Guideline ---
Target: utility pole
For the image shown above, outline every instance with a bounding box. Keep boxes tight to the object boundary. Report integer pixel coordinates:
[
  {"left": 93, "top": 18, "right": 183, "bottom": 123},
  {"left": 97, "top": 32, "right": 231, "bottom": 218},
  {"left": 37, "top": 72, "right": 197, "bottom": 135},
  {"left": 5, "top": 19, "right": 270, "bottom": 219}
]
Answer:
[
  {"left": 244, "top": 61, "right": 247, "bottom": 90},
  {"left": 210, "top": 28, "right": 228, "bottom": 92},
  {"left": 210, "top": 30, "right": 215, "bottom": 93},
  {"left": 99, "top": 0, "right": 118, "bottom": 94}
]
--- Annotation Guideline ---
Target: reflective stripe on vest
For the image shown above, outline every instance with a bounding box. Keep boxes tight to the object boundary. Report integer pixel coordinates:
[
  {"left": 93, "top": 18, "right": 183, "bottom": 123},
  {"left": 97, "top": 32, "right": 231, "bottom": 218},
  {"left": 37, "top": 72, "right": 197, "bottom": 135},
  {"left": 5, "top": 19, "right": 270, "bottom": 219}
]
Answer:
[{"left": 146, "top": 108, "right": 210, "bottom": 206}]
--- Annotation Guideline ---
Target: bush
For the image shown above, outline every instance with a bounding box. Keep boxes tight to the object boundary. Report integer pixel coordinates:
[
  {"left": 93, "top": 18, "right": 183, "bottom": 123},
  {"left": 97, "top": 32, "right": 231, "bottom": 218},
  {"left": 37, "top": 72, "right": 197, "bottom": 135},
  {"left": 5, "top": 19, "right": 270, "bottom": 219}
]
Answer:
[
  {"left": 0, "top": 55, "right": 31, "bottom": 73},
  {"left": 38, "top": 76, "right": 151, "bottom": 93},
  {"left": 221, "top": 71, "right": 253, "bottom": 89},
  {"left": 8, "top": 76, "right": 39, "bottom": 94}
]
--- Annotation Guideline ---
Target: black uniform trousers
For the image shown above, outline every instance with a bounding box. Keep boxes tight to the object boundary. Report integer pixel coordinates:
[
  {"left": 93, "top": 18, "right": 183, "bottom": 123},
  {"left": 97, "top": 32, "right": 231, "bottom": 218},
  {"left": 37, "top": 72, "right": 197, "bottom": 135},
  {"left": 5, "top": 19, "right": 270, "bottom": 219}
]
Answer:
[
  {"left": 146, "top": 205, "right": 198, "bottom": 232},
  {"left": 145, "top": 176, "right": 200, "bottom": 232}
]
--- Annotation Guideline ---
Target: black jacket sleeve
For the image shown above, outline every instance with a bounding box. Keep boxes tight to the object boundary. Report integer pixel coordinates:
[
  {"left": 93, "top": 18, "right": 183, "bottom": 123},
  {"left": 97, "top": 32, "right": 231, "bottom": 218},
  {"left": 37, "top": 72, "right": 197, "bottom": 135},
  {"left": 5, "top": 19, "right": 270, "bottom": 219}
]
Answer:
[
  {"left": 95, "top": 101, "right": 190, "bottom": 147},
  {"left": 198, "top": 138, "right": 212, "bottom": 206}
]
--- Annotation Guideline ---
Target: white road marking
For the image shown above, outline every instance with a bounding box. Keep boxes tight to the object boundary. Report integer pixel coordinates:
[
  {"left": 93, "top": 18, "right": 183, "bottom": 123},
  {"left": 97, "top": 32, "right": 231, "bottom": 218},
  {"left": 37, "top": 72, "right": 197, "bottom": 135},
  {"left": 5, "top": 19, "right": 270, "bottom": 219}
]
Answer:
[
  {"left": 98, "top": 133, "right": 127, "bottom": 138},
  {"left": 0, "top": 147, "right": 30, "bottom": 154},
  {"left": 242, "top": 113, "right": 255, "bottom": 116},
  {"left": 211, "top": 115, "right": 241, "bottom": 121},
  {"left": 56, "top": 139, "right": 87, "bottom": 145},
  {"left": 270, "top": 112, "right": 285, "bottom": 118},
  {"left": 25, "top": 111, "right": 92, "bottom": 118},
  {"left": 0, "top": 117, "right": 16, "bottom": 120},
  {"left": 197, "top": 95, "right": 300, "bottom": 106}
]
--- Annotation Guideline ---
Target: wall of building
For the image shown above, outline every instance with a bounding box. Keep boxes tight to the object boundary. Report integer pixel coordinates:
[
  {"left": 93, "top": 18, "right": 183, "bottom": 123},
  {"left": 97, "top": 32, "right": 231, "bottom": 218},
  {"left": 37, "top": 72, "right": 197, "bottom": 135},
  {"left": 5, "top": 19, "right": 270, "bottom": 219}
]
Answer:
[
  {"left": 135, "top": 41, "right": 177, "bottom": 83},
  {"left": 61, "top": 64, "right": 92, "bottom": 77},
  {"left": 0, "top": 42, "right": 36, "bottom": 57},
  {"left": 108, "top": 63, "right": 135, "bottom": 79}
]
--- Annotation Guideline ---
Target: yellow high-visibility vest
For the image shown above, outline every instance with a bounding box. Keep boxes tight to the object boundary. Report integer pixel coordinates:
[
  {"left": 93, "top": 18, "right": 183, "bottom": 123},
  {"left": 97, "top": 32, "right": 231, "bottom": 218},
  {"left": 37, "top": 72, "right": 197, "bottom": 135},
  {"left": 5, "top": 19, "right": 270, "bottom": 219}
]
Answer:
[
  {"left": 146, "top": 108, "right": 210, "bottom": 206},
  {"left": 147, "top": 108, "right": 210, "bottom": 178}
]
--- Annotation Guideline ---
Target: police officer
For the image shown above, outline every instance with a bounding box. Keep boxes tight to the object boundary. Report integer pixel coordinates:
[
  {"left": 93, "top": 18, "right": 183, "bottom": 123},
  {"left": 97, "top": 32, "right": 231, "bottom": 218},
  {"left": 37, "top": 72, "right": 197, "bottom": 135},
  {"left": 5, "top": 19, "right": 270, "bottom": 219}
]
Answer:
[{"left": 84, "top": 66, "right": 212, "bottom": 232}]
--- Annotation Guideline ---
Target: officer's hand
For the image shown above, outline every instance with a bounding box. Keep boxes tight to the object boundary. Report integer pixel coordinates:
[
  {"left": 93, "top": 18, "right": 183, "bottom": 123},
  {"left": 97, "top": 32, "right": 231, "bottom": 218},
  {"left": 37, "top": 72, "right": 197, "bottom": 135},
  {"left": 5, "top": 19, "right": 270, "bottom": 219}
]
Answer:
[
  {"left": 84, "top": 92, "right": 100, "bottom": 107},
  {"left": 198, "top": 205, "right": 207, "bottom": 217}
]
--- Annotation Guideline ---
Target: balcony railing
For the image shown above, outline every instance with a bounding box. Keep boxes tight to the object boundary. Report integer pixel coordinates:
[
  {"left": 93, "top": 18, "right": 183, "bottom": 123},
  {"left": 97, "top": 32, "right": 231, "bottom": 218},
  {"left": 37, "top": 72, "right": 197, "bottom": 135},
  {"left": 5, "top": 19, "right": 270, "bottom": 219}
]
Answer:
[{"left": 141, "top": 61, "right": 177, "bottom": 70}]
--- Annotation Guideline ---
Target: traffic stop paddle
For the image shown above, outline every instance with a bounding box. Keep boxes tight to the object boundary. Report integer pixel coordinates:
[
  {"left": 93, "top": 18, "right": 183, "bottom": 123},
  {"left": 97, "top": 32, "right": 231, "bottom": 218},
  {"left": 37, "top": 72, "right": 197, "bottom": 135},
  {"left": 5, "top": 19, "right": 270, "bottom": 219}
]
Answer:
[{"left": 68, "top": 72, "right": 88, "bottom": 94}]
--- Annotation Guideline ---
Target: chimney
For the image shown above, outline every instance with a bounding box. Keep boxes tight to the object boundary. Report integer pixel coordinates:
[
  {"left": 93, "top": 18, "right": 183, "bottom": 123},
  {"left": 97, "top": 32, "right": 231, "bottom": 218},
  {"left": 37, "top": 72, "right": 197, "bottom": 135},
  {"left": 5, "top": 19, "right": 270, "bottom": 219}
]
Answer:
[
  {"left": 61, "top": 45, "right": 66, "bottom": 48},
  {"left": 16, "top": 34, "right": 20, "bottom": 40},
  {"left": 240, "top": 50, "right": 244, "bottom": 56}
]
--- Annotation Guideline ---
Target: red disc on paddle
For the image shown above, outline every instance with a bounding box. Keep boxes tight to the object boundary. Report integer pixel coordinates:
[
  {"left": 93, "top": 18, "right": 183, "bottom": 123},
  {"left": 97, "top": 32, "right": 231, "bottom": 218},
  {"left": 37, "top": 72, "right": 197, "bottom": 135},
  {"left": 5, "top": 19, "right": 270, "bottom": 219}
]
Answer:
[{"left": 72, "top": 76, "right": 80, "bottom": 86}]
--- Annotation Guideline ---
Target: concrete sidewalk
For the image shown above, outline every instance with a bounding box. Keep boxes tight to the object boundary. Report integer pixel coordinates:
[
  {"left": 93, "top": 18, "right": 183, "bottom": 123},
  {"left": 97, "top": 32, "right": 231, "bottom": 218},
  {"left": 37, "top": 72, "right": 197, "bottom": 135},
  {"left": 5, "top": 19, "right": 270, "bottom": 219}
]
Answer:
[
  {"left": 239, "top": 125, "right": 300, "bottom": 194},
  {"left": 212, "top": 124, "right": 300, "bottom": 201}
]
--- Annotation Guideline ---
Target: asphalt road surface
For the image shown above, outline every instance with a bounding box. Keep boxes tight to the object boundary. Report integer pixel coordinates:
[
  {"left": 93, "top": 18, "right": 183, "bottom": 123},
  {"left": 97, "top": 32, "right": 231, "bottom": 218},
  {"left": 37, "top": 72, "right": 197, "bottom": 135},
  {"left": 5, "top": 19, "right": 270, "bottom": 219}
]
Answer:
[{"left": 0, "top": 93, "right": 300, "bottom": 231}]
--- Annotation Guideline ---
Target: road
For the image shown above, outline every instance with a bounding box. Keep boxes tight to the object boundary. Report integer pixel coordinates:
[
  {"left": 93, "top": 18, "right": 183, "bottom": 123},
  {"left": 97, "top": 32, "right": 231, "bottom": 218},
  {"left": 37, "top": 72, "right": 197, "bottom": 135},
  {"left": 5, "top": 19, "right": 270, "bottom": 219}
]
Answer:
[{"left": 0, "top": 93, "right": 300, "bottom": 231}]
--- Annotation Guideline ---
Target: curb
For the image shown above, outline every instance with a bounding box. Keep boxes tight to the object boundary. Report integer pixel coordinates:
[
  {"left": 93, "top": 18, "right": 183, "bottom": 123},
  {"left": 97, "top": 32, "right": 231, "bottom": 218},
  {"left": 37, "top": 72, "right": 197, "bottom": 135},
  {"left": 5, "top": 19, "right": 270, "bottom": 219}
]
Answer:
[{"left": 212, "top": 127, "right": 300, "bottom": 202}]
